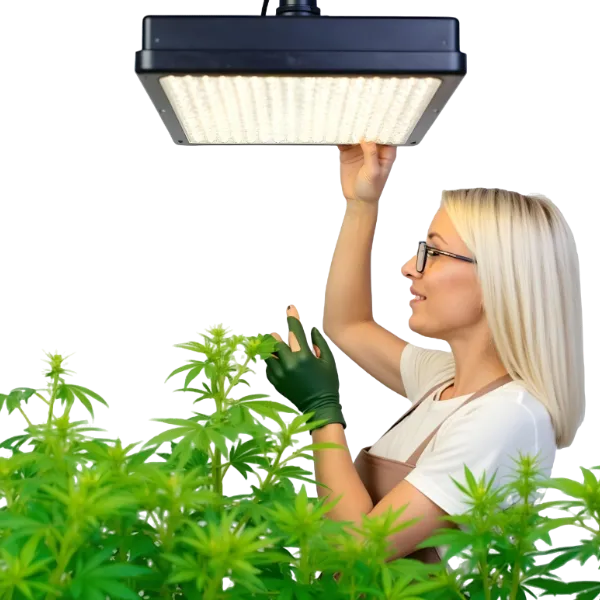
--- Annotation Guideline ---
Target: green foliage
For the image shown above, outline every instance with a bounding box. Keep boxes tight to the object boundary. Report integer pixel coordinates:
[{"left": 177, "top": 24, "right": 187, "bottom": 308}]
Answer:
[{"left": 0, "top": 325, "right": 598, "bottom": 599}]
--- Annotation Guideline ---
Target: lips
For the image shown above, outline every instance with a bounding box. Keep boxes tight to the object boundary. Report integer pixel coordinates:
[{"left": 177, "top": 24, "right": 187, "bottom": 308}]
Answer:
[{"left": 408, "top": 286, "right": 427, "bottom": 302}]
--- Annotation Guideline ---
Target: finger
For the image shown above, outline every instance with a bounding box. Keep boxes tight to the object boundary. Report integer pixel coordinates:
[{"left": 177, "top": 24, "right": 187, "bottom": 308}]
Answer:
[
  {"left": 265, "top": 358, "right": 284, "bottom": 382},
  {"left": 286, "top": 305, "right": 301, "bottom": 352},
  {"left": 285, "top": 315, "right": 311, "bottom": 353},
  {"left": 269, "top": 332, "right": 283, "bottom": 360},
  {"left": 311, "top": 327, "right": 335, "bottom": 361},
  {"left": 359, "top": 139, "right": 381, "bottom": 178},
  {"left": 379, "top": 144, "right": 397, "bottom": 176},
  {"left": 287, "top": 306, "right": 320, "bottom": 357}
]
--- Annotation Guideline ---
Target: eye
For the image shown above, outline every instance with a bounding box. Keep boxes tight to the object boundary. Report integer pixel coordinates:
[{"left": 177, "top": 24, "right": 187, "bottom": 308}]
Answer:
[{"left": 427, "top": 248, "right": 441, "bottom": 257}]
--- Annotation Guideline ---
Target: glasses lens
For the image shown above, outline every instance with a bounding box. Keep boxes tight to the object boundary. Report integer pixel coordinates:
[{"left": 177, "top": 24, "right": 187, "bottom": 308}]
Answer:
[{"left": 417, "top": 242, "right": 425, "bottom": 272}]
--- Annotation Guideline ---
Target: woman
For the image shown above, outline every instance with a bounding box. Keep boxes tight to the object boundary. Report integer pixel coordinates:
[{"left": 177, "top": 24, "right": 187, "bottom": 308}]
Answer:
[{"left": 264, "top": 140, "right": 585, "bottom": 565}]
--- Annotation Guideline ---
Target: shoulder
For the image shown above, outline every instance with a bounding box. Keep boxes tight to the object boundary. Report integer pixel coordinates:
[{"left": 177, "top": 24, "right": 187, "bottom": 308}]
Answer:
[
  {"left": 456, "top": 382, "right": 552, "bottom": 426},
  {"left": 437, "top": 382, "right": 557, "bottom": 462},
  {"left": 401, "top": 343, "right": 455, "bottom": 401},
  {"left": 405, "top": 383, "right": 557, "bottom": 518}
]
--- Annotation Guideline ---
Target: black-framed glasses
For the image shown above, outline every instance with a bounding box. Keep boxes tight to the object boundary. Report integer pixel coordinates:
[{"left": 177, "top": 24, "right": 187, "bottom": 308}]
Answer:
[{"left": 416, "top": 241, "right": 477, "bottom": 273}]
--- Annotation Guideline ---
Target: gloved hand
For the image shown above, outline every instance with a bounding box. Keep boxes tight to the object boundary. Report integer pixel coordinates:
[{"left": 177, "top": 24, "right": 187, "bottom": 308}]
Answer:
[{"left": 264, "top": 306, "right": 346, "bottom": 430}]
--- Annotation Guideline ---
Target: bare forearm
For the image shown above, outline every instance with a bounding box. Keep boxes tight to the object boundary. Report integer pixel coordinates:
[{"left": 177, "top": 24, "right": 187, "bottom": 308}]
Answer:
[
  {"left": 311, "top": 423, "right": 373, "bottom": 522},
  {"left": 323, "top": 201, "right": 379, "bottom": 333}
]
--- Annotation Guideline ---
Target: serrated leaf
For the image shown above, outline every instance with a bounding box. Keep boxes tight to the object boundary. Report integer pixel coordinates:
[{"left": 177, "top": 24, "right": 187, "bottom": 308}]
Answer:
[
  {"left": 56, "top": 383, "right": 110, "bottom": 418},
  {"left": 167, "top": 569, "right": 198, "bottom": 583},
  {"left": 93, "top": 579, "right": 140, "bottom": 600},
  {"left": 19, "top": 535, "right": 40, "bottom": 566},
  {"left": 144, "top": 426, "right": 190, "bottom": 448},
  {"left": 275, "top": 465, "right": 318, "bottom": 485},
  {"left": 88, "top": 564, "right": 151, "bottom": 578},
  {"left": 128, "top": 534, "right": 158, "bottom": 561},
  {"left": 243, "top": 400, "right": 298, "bottom": 416},
  {"left": 205, "top": 428, "right": 228, "bottom": 458},
  {"left": 183, "top": 365, "right": 205, "bottom": 389},
  {"left": 229, "top": 439, "right": 269, "bottom": 481},
  {"left": 1, "top": 388, "right": 37, "bottom": 415},
  {"left": 75, "top": 546, "right": 115, "bottom": 574},
  {"left": 0, "top": 434, "right": 30, "bottom": 449}
]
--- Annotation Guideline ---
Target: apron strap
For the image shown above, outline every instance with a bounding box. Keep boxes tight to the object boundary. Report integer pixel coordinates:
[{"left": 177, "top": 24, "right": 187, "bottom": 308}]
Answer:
[
  {"left": 405, "top": 373, "right": 514, "bottom": 466},
  {"left": 381, "top": 376, "right": 455, "bottom": 436}
]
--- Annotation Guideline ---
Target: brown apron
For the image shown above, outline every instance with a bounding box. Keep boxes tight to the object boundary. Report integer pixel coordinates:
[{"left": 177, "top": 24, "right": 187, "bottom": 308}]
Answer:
[{"left": 352, "top": 372, "right": 513, "bottom": 564}]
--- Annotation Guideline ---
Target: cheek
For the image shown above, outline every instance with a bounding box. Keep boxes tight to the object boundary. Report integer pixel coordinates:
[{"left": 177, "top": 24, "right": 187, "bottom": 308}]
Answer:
[{"left": 428, "top": 273, "right": 482, "bottom": 320}]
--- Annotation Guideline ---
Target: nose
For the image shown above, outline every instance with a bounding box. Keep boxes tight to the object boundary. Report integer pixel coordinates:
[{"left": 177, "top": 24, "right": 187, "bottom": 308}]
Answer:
[{"left": 401, "top": 254, "right": 422, "bottom": 279}]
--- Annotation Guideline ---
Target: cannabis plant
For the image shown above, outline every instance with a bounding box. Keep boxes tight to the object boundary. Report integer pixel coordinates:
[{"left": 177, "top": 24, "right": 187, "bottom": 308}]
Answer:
[{"left": 0, "top": 325, "right": 598, "bottom": 599}]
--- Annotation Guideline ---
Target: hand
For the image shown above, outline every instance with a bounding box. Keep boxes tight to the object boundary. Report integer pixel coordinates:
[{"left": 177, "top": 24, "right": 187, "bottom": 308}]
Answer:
[
  {"left": 338, "top": 139, "right": 397, "bottom": 205},
  {"left": 264, "top": 305, "right": 346, "bottom": 430}
]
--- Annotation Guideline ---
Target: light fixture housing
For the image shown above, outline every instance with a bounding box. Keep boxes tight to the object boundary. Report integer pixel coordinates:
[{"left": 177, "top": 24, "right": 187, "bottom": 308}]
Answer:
[{"left": 135, "top": 6, "right": 466, "bottom": 146}]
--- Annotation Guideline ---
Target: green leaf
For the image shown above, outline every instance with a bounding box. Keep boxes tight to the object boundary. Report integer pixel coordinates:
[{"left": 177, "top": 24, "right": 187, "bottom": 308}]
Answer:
[
  {"left": 127, "top": 446, "right": 156, "bottom": 465},
  {"left": 165, "top": 571, "right": 197, "bottom": 585},
  {"left": 21, "top": 581, "right": 59, "bottom": 596},
  {"left": 0, "top": 434, "right": 30, "bottom": 449},
  {"left": 56, "top": 383, "right": 110, "bottom": 418},
  {"left": 0, "top": 513, "right": 47, "bottom": 532},
  {"left": 294, "top": 442, "right": 347, "bottom": 453},
  {"left": 243, "top": 400, "right": 299, "bottom": 416},
  {"left": 276, "top": 465, "right": 319, "bottom": 485},
  {"left": 16, "top": 582, "right": 35, "bottom": 600},
  {"left": 205, "top": 428, "right": 228, "bottom": 458},
  {"left": 128, "top": 534, "right": 158, "bottom": 561},
  {"left": 78, "top": 547, "right": 114, "bottom": 576},
  {"left": 19, "top": 535, "right": 40, "bottom": 567},
  {"left": 229, "top": 439, "right": 269, "bottom": 481},
  {"left": 185, "top": 365, "right": 205, "bottom": 389},
  {"left": 173, "top": 341, "right": 209, "bottom": 354},
  {"left": 545, "top": 477, "right": 586, "bottom": 498},
  {"left": 2, "top": 388, "right": 37, "bottom": 414},
  {"left": 540, "top": 547, "right": 584, "bottom": 571},
  {"left": 144, "top": 426, "right": 190, "bottom": 447},
  {"left": 92, "top": 579, "right": 140, "bottom": 600},
  {"left": 165, "top": 361, "right": 205, "bottom": 383},
  {"left": 527, "top": 577, "right": 600, "bottom": 595}
]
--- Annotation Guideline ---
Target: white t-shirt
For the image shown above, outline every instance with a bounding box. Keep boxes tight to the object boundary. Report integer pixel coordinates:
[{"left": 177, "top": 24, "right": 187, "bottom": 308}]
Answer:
[{"left": 368, "top": 343, "right": 557, "bottom": 562}]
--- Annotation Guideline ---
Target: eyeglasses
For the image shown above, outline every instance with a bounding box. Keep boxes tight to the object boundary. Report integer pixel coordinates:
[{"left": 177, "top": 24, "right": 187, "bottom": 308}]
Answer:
[{"left": 416, "top": 241, "right": 477, "bottom": 273}]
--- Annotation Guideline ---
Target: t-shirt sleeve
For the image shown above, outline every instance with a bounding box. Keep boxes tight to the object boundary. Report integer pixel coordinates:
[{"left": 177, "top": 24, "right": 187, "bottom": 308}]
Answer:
[
  {"left": 400, "top": 343, "right": 455, "bottom": 403},
  {"left": 403, "top": 398, "right": 546, "bottom": 516}
]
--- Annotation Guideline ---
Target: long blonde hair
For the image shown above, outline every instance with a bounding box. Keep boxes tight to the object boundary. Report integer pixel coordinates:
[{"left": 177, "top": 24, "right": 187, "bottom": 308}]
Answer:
[{"left": 441, "top": 188, "right": 585, "bottom": 449}]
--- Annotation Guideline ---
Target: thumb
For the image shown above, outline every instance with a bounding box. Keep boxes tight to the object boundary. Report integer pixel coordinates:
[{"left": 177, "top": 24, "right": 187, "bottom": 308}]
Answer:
[
  {"left": 311, "top": 328, "right": 335, "bottom": 364},
  {"left": 360, "top": 140, "right": 379, "bottom": 178}
]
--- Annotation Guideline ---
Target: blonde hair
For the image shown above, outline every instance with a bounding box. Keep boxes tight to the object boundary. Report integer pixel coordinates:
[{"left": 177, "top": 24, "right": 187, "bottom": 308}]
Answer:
[{"left": 440, "top": 188, "right": 585, "bottom": 449}]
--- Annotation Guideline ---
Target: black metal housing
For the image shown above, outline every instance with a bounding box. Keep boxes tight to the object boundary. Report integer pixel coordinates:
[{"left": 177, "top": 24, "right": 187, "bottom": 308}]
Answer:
[{"left": 135, "top": 15, "right": 467, "bottom": 146}]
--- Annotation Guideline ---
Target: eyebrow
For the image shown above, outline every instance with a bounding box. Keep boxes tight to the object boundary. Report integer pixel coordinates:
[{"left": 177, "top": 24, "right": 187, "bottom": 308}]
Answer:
[{"left": 427, "top": 232, "right": 448, "bottom": 245}]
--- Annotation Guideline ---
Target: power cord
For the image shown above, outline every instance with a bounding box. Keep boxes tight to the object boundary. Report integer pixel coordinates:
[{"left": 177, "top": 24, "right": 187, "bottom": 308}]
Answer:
[{"left": 261, "top": 0, "right": 269, "bottom": 16}]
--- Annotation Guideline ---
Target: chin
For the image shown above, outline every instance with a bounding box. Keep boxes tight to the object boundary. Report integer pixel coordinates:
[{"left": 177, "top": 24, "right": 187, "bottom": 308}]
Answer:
[{"left": 408, "top": 315, "right": 439, "bottom": 340}]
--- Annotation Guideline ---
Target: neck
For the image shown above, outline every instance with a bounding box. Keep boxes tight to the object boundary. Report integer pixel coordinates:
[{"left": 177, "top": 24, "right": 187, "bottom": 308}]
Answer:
[{"left": 445, "top": 331, "right": 509, "bottom": 397}]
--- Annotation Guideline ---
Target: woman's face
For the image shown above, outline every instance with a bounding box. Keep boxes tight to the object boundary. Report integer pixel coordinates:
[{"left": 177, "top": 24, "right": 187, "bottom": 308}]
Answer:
[{"left": 401, "top": 207, "right": 482, "bottom": 341}]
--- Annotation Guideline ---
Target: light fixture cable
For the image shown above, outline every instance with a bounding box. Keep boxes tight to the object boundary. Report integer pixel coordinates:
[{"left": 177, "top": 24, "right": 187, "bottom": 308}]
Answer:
[{"left": 262, "top": 0, "right": 321, "bottom": 17}]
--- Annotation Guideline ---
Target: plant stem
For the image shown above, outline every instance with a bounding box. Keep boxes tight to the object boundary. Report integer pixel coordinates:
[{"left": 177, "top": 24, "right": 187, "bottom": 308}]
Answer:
[
  {"left": 231, "top": 443, "right": 287, "bottom": 534},
  {"left": 509, "top": 501, "right": 528, "bottom": 599},
  {"left": 212, "top": 370, "right": 224, "bottom": 497},
  {"left": 17, "top": 410, "right": 33, "bottom": 425},
  {"left": 509, "top": 560, "right": 520, "bottom": 600},
  {"left": 299, "top": 537, "right": 309, "bottom": 585},
  {"left": 213, "top": 448, "right": 222, "bottom": 496},
  {"left": 479, "top": 554, "right": 492, "bottom": 600},
  {"left": 46, "top": 527, "right": 79, "bottom": 599},
  {"left": 35, "top": 392, "right": 50, "bottom": 405},
  {"left": 47, "top": 374, "right": 60, "bottom": 425}
]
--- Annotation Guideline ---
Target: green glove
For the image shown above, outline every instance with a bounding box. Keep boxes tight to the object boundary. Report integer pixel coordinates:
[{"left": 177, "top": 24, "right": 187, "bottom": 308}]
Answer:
[{"left": 264, "top": 316, "right": 346, "bottom": 430}]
